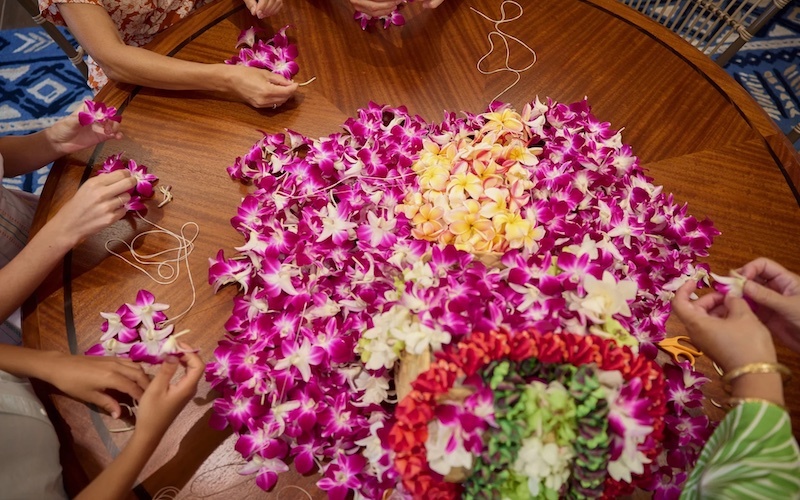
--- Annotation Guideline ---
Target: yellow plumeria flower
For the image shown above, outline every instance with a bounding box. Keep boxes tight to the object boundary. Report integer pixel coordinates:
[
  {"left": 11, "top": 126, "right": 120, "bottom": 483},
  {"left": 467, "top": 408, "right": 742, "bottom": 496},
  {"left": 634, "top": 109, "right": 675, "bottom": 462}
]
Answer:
[
  {"left": 505, "top": 139, "right": 541, "bottom": 166},
  {"left": 482, "top": 108, "right": 525, "bottom": 135},
  {"left": 448, "top": 172, "right": 483, "bottom": 201},
  {"left": 418, "top": 164, "right": 450, "bottom": 192},
  {"left": 411, "top": 203, "right": 445, "bottom": 240},
  {"left": 448, "top": 199, "right": 495, "bottom": 245},
  {"left": 479, "top": 187, "right": 509, "bottom": 219}
]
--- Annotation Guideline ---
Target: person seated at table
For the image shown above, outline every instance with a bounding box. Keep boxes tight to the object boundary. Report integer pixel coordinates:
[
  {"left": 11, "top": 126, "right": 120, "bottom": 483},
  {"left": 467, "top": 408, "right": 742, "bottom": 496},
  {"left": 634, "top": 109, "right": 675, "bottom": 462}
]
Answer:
[
  {"left": 671, "top": 257, "right": 800, "bottom": 499},
  {"left": 38, "top": 0, "right": 298, "bottom": 109},
  {"left": 0, "top": 104, "right": 206, "bottom": 498},
  {"left": 350, "top": 0, "right": 445, "bottom": 18},
  {"left": 0, "top": 103, "right": 134, "bottom": 345},
  {"left": 0, "top": 343, "right": 204, "bottom": 499}
]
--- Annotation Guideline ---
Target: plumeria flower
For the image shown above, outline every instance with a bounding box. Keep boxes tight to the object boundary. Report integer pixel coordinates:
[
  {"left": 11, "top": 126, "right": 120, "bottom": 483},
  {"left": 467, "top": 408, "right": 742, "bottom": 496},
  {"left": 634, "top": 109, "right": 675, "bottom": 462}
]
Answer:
[{"left": 78, "top": 99, "right": 121, "bottom": 126}]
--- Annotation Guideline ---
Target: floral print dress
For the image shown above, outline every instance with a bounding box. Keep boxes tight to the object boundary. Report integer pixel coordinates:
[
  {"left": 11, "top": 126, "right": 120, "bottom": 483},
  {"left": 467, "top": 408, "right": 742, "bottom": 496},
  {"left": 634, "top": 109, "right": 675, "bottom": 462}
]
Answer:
[{"left": 39, "top": 0, "right": 207, "bottom": 91}]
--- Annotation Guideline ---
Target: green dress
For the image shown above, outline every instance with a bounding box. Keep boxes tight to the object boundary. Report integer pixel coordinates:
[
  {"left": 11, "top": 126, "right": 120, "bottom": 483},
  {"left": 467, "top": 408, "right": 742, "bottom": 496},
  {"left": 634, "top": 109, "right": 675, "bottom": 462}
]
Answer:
[{"left": 681, "top": 401, "right": 800, "bottom": 499}]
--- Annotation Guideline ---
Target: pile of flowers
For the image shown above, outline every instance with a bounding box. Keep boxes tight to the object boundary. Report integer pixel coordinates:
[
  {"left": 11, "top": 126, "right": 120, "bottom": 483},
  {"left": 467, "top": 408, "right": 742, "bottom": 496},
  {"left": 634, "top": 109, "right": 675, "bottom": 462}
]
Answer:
[
  {"left": 87, "top": 289, "right": 185, "bottom": 363},
  {"left": 225, "top": 26, "right": 299, "bottom": 80},
  {"left": 97, "top": 152, "right": 159, "bottom": 212},
  {"left": 207, "top": 98, "right": 718, "bottom": 498}
]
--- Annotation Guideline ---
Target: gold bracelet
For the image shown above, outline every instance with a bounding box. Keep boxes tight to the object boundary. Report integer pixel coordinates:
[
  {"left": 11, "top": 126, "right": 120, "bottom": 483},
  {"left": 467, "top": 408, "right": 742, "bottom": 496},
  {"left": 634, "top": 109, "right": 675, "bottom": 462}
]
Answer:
[
  {"left": 727, "top": 397, "right": 786, "bottom": 412},
  {"left": 721, "top": 362, "right": 792, "bottom": 389}
]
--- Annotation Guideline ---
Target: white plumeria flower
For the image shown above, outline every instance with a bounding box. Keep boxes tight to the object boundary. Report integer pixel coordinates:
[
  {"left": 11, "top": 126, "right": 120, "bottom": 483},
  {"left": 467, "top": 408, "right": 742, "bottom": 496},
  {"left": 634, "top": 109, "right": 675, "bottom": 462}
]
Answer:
[{"left": 572, "top": 271, "right": 637, "bottom": 323}]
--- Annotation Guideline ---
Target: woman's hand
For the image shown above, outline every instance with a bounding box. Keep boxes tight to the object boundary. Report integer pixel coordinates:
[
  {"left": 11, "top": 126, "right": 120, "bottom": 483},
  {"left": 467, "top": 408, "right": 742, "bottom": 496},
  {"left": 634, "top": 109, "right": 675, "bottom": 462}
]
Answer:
[
  {"left": 45, "top": 102, "right": 123, "bottom": 156},
  {"left": 739, "top": 257, "right": 800, "bottom": 353},
  {"left": 421, "top": 0, "right": 444, "bottom": 8},
  {"left": 49, "top": 169, "right": 137, "bottom": 248},
  {"left": 350, "top": 0, "right": 402, "bottom": 17},
  {"left": 224, "top": 65, "right": 299, "bottom": 108},
  {"left": 242, "top": 0, "right": 283, "bottom": 18},
  {"left": 133, "top": 347, "right": 204, "bottom": 443},
  {"left": 42, "top": 353, "right": 150, "bottom": 419},
  {"left": 671, "top": 280, "right": 777, "bottom": 372}
]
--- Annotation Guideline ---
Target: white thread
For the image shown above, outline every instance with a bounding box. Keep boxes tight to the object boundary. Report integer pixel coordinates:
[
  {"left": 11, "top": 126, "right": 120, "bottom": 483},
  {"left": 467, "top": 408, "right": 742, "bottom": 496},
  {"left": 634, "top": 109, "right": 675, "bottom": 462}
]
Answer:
[
  {"left": 277, "top": 485, "right": 313, "bottom": 499},
  {"left": 105, "top": 212, "right": 199, "bottom": 326},
  {"left": 470, "top": 0, "right": 537, "bottom": 104},
  {"left": 298, "top": 76, "right": 316, "bottom": 86},
  {"left": 157, "top": 185, "right": 173, "bottom": 208}
]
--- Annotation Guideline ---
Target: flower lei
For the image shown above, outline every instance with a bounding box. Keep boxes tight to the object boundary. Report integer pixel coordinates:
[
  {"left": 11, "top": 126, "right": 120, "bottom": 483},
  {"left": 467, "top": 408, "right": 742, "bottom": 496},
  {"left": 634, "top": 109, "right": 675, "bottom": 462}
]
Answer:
[
  {"left": 208, "top": 98, "right": 718, "bottom": 498},
  {"left": 389, "top": 329, "right": 666, "bottom": 499}
]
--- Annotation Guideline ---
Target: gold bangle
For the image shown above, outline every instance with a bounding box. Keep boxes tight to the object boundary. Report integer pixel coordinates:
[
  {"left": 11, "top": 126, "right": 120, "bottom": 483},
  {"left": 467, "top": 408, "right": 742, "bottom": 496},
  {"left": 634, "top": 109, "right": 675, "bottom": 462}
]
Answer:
[
  {"left": 721, "top": 362, "right": 792, "bottom": 388},
  {"left": 727, "top": 397, "right": 786, "bottom": 412}
]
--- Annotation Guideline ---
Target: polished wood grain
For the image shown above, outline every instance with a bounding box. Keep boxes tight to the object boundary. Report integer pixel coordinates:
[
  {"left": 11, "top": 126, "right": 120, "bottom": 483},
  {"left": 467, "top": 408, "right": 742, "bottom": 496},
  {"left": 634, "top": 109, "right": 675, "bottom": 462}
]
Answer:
[{"left": 24, "top": 0, "right": 800, "bottom": 498}]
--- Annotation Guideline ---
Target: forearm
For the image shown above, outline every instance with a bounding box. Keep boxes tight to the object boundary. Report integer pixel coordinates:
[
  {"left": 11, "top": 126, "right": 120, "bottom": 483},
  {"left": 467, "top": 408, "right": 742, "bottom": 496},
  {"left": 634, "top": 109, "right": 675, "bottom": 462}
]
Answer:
[
  {"left": 75, "top": 431, "right": 160, "bottom": 500},
  {"left": 0, "top": 345, "right": 62, "bottom": 379},
  {"left": 95, "top": 44, "right": 234, "bottom": 93},
  {"left": 0, "top": 130, "right": 62, "bottom": 177},
  {"left": 730, "top": 372, "right": 785, "bottom": 407},
  {"left": 0, "top": 220, "right": 74, "bottom": 323}
]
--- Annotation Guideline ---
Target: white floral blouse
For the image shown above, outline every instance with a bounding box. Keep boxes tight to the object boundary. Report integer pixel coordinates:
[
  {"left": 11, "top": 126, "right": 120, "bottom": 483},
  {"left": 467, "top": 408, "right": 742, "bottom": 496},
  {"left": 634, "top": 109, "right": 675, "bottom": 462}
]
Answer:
[{"left": 39, "top": 0, "right": 207, "bottom": 90}]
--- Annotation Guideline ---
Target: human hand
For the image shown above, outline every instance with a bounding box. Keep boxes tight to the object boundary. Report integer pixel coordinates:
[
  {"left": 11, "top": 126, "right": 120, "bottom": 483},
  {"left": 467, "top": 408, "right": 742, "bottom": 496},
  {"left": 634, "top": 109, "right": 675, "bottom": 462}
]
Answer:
[
  {"left": 42, "top": 353, "right": 149, "bottom": 419},
  {"left": 671, "top": 280, "right": 777, "bottom": 372},
  {"left": 225, "top": 65, "right": 299, "bottom": 108},
  {"left": 133, "top": 347, "right": 204, "bottom": 442},
  {"left": 421, "top": 0, "right": 444, "bottom": 8},
  {"left": 350, "top": 0, "right": 402, "bottom": 17},
  {"left": 242, "top": 0, "right": 283, "bottom": 18},
  {"left": 46, "top": 102, "right": 123, "bottom": 156},
  {"left": 48, "top": 169, "right": 137, "bottom": 248},
  {"left": 738, "top": 257, "right": 800, "bottom": 353}
]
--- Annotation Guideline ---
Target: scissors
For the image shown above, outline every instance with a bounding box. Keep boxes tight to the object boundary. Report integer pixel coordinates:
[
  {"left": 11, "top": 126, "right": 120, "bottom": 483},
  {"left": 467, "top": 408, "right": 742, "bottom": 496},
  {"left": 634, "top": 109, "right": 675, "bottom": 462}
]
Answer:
[{"left": 658, "top": 336, "right": 703, "bottom": 366}]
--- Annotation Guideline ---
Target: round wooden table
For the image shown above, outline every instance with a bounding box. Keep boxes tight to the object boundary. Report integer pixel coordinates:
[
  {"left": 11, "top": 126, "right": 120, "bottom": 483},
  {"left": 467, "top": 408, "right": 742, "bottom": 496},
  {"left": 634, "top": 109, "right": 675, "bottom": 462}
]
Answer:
[{"left": 24, "top": 0, "right": 800, "bottom": 497}]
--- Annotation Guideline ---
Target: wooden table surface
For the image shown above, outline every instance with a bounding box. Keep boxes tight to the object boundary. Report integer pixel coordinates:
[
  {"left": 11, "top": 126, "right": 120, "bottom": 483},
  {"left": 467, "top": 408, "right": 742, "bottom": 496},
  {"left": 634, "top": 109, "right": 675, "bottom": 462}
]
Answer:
[{"left": 24, "top": 0, "right": 800, "bottom": 497}]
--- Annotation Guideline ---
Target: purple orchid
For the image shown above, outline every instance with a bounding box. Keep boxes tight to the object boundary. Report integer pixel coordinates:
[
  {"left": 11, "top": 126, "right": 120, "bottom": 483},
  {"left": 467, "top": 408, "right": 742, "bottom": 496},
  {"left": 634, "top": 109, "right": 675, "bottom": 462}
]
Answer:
[{"left": 78, "top": 99, "right": 121, "bottom": 126}]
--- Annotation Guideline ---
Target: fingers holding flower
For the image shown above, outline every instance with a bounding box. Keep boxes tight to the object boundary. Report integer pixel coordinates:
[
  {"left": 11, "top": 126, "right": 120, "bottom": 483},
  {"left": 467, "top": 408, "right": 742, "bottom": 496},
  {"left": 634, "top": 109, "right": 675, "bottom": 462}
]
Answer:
[
  {"left": 671, "top": 280, "right": 777, "bottom": 372},
  {"left": 51, "top": 170, "right": 137, "bottom": 247},
  {"left": 134, "top": 346, "right": 204, "bottom": 442},
  {"left": 46, "top": 100, "right": 123, "bottom": 155}
]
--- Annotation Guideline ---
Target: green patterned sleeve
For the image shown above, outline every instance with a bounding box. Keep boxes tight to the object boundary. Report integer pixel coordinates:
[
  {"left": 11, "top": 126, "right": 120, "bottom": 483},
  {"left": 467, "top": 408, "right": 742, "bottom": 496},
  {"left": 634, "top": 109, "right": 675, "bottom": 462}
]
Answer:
[{"left": 681, "top": 401, "right": 800, "bottom": 499}]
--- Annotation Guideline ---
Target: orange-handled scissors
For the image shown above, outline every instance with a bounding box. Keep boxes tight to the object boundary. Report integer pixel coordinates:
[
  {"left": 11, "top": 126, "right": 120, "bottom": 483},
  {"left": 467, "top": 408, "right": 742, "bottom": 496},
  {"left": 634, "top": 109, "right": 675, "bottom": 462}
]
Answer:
[{"left": 658, "top": 336, "right": 703, "bottom": 366}]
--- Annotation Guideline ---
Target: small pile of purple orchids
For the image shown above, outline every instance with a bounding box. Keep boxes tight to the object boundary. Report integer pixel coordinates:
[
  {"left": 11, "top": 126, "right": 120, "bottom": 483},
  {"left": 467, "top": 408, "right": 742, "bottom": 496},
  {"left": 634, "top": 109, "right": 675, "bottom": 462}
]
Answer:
[
  {"left": 225, "top": 26, "right": 299, "bottom": 80},
  {"left": 87, "top": 290, "right": 185, "bottom": 364}
]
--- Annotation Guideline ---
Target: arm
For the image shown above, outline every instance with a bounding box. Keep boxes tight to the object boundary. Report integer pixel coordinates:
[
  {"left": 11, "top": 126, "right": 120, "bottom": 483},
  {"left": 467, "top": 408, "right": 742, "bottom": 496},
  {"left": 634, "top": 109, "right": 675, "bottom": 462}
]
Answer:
[
  {"left": 0, "top": 103, "right": 122, "bottom": 178},
  {"left": 0, "top": 170, "right": 136, "bottom": 322},
  {"left": 75, "top": 350, "right": 204, "bottom": 500},
  {"left": 672, "top": 280, "right": 800, "bottom": 498},
  {"left": 57, "top": 4, "right": 298, "bottom": 108},
  {"left": 680, "top": 400, "right": 800, "bottom": 499}
]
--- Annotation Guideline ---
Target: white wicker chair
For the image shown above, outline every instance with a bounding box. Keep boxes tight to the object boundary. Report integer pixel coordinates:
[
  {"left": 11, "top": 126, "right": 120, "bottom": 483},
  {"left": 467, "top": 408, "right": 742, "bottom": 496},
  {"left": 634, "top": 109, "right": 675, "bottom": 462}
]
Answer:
[{"left": 618, "top": 0, "right": 791, "bottom": 66}]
